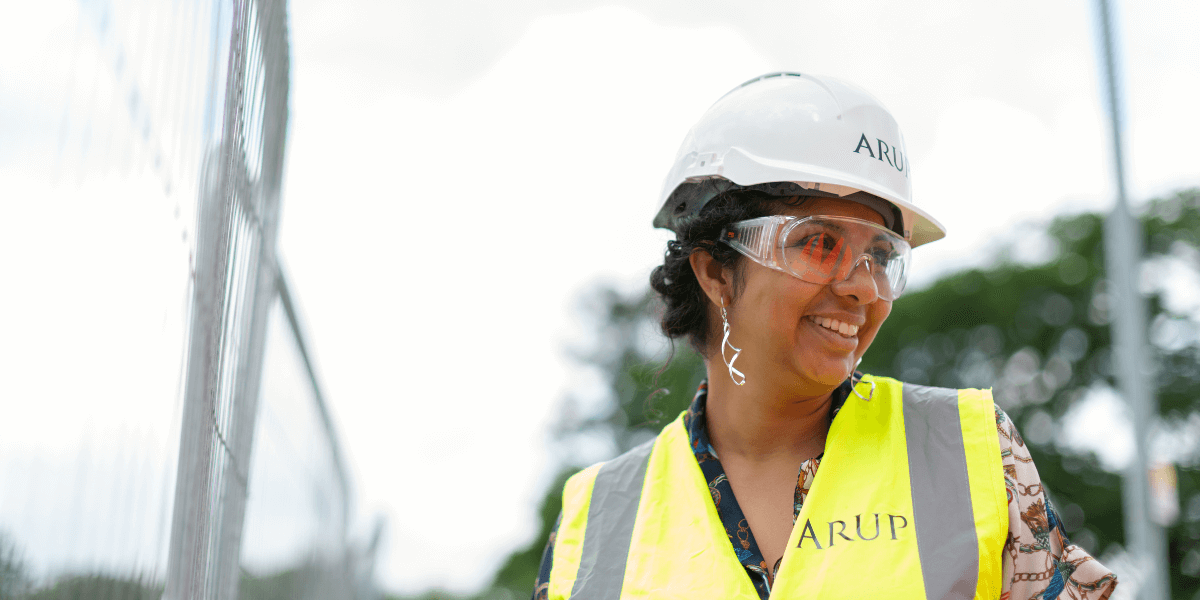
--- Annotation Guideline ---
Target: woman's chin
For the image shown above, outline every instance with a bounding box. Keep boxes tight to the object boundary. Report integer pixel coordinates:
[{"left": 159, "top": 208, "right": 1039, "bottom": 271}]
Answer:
[{"left": 792, "top": 361, "right": 855, "bottom": 390}]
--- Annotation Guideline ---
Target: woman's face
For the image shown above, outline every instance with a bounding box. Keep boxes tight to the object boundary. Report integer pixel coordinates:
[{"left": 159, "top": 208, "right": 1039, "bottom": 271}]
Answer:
[{"left": 721, "top": 197, "right": 894, "bottom": 394}]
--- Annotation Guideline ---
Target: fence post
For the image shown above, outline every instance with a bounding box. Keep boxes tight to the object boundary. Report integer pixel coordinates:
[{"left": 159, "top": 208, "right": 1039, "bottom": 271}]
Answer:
[{"left": 163, "top": 0, "right": 290, "bottom": 598}]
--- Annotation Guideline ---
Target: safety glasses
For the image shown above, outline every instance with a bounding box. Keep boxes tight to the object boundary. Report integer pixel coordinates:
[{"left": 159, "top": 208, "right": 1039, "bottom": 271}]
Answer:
[{"left": 720, "top": 215, "right": 911, "bottom": 301}]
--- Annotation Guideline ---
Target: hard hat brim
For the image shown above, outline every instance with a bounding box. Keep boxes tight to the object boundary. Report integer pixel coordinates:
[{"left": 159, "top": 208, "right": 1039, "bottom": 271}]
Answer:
[{"left": 657, "top": 147, "right": 947, "bottom": 247}]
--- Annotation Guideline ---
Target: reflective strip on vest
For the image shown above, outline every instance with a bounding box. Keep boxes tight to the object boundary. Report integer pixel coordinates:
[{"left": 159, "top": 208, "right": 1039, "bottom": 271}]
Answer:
[
  {"left": 570, "top": 438, "right": 655, "bottom": 599},
  {"left": 903, "top": 384, "right": 979, "bottom": 600}
]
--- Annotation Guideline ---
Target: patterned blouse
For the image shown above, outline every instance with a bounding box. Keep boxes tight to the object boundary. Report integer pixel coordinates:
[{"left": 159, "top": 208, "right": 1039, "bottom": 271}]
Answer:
[{"left": 532, "top": 379, "right": 1118, "bottom": 600}]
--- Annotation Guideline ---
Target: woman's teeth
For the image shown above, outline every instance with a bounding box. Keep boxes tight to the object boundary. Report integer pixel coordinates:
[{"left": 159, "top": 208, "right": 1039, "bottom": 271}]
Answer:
[{"left": 813, "top": 316, "right": 859, "bottom": 337}]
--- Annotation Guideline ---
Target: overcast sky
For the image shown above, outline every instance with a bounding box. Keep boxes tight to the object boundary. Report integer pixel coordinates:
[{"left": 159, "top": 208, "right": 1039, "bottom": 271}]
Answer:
[{"left": 1, "top": 0, "right": 1198, "bottom": 595}]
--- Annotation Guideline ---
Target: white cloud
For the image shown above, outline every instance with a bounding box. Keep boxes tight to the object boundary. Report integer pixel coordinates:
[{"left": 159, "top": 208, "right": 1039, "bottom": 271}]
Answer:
[
  {"left": 1059, "top": 384, "right": 1135, "bottom": 471},
  {"left": 0, "top": 172, "right": 189, "bottom": 581},
  {"left": 908, "top": 95, "right": 1112, "bottom": 285}
]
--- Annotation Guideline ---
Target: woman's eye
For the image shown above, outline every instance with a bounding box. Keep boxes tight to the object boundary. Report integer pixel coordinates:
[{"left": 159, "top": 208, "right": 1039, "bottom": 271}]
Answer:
[
  {"left": 870, "top": 247, "right": 894, "bottom": 264},
  {"left": 795, "top": 233, "right": 840, "bottom": 252}
]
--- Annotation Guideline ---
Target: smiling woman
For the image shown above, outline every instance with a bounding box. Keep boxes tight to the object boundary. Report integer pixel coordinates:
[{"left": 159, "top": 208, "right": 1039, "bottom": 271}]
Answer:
[{"left": 532, "top": 73, "right": 1118, "bottom": 600}]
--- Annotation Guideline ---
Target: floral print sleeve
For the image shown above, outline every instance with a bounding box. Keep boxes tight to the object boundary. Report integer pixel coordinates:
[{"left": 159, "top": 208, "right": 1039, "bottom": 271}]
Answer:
[{"left": 996, "top": 406, "right": 1118, "bottom": 600}]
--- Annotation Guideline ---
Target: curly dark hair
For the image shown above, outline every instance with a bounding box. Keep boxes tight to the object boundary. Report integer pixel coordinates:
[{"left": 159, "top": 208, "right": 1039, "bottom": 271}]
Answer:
[{"left": 649, "top": 186, "right": 807, "bottom": 354}]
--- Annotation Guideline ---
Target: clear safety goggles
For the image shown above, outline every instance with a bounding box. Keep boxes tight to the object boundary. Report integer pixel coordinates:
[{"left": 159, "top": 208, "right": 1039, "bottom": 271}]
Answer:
[{"left": 719, "top": 215, "right": 912, "bottom": 301}]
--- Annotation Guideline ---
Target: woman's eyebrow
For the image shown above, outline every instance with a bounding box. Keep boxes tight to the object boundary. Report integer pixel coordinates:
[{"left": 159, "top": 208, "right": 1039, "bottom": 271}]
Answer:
[{"left": 817, "top": 221, "right": 847, "bottom": 234}]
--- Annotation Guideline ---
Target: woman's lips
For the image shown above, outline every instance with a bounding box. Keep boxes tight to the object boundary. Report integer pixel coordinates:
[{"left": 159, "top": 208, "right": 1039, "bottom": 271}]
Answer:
[{"left": 810, "top": 316, "right": 859, "bottom": 337}]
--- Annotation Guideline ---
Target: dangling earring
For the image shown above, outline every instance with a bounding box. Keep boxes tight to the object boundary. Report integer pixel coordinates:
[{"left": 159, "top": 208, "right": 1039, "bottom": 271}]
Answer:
[
  {"left": 850, "top": 359, "right": 874, "bottom": 401},
  {"left": 720, "top": 298, "right": 746, "bottom": 386},
  {"left": 851, "top": 377, "right": 875, "bottom": 401}
]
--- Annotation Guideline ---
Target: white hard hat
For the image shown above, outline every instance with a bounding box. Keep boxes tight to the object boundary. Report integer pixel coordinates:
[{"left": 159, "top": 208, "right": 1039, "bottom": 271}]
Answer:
[{"left": 654, "top": 72, "right": 946, "bottom": 247}]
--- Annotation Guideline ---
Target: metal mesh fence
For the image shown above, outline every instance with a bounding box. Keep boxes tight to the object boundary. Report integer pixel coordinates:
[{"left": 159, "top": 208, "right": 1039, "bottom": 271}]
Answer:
[
  {"left": 238, "top": 274, "right": 369, "bottom": 600},
  {"left": 162, "top": 0, "right": 289, "bottom": 596},
  {"left": 0, "top": 0, "right": 373, "bottom": 598}
]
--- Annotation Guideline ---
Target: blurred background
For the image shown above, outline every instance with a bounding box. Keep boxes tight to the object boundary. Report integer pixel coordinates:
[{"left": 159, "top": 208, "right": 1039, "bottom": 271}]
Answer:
[{"left": 0, "top": 0, "right": 1198, "bottom": 599}]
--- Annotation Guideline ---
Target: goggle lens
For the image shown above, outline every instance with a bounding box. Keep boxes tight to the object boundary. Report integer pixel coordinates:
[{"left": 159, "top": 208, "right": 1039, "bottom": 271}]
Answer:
[{"left": 721, "top": 216, "right": 910, "bottom": 300}]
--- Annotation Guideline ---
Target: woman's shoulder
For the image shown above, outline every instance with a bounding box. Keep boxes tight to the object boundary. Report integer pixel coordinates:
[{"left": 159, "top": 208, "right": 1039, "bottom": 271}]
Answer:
[
  {"left": 576, "top": 412, "right": 692, "bottom": 470},
  {"left": 563, "top": 431, "right": 666, "bottom": 491},
  {"left": 861, "top": 375, "right": 998, "bottom": 418},
  {"left": 864, "top": 374, "right": 994, "bottom": 397}
]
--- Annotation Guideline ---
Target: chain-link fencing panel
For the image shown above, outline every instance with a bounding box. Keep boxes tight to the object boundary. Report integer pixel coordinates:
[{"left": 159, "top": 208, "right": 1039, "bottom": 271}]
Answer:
[
  {"left": 238, "top": 287, "right": 359, "bottom": 600},
  {"left": 0, "top": 0, "right": 374, "bottom": 598},
  {"left": 0, "top": 0, "right": 230, "bottom": 596}
]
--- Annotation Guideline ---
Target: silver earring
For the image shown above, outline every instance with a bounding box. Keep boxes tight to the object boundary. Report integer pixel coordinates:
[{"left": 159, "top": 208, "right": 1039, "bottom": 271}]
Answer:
[
  {"left": 720, "top": 298, "right": 746, "bottom": 386},
  {"left": 851, "top": 367, "right": 874, "bottom": 401}
]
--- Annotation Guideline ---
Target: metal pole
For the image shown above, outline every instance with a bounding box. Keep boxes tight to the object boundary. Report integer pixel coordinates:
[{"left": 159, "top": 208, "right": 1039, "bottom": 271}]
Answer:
[
  {"left": 276, "top": 265, "right": 353, "bottom": 533},
  {"left": 1094, "top": 0, "right": 1171, "bottom": 597}
]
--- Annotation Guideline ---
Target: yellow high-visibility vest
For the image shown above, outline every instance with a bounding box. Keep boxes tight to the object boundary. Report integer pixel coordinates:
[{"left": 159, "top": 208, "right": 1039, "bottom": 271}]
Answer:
[{"left": 549, "top": 375, "right": 1008, "bottom": 600}]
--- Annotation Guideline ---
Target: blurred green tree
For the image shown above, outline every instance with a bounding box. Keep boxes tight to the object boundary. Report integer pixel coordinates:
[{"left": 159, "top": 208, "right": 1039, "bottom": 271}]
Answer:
[
  {"left": 1, "top": 532, "right": 29, "bottom": 600},
  {"left": 405, "top": 188, "right": 1200, "bottom": 600},
  {"left": 20, "top": 574, "right": 160, "bottom": 600},
  {"left": 238, "top": 563, "right": 357, "bottom": 600}
]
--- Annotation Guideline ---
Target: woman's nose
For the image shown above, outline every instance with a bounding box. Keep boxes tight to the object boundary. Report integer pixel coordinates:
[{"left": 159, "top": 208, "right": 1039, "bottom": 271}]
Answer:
[{"left": 830, "top": 256, "right": 880, "bottom": 303}]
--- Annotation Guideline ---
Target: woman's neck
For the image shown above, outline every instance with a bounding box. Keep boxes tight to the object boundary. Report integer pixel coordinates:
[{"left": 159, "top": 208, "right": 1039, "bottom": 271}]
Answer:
[{"left": 703, "top": 364, "right": 835, "bottom": 463}]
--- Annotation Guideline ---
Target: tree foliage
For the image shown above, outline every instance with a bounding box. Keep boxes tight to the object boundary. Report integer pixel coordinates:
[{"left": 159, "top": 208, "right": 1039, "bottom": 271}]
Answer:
[
  {"left": 1, "top": 533, "right": 29, "bottom": 600},
  {"left": 18, "top": 575, "right": 160, "bottom": 600},
  {"left": 410, "top": 188, "right": 1200, "bottom": 600}
]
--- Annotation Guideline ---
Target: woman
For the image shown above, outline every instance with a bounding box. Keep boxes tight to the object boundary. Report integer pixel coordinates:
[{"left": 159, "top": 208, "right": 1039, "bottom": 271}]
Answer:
[{"left": 533, "top": 73, "right": 1117, "bottom": 600}]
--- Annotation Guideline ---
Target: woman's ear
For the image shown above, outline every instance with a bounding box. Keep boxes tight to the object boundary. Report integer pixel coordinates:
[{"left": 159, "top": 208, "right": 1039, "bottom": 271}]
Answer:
[{"left": 689, "top": 248, "right": 731, "bottom": 307}]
